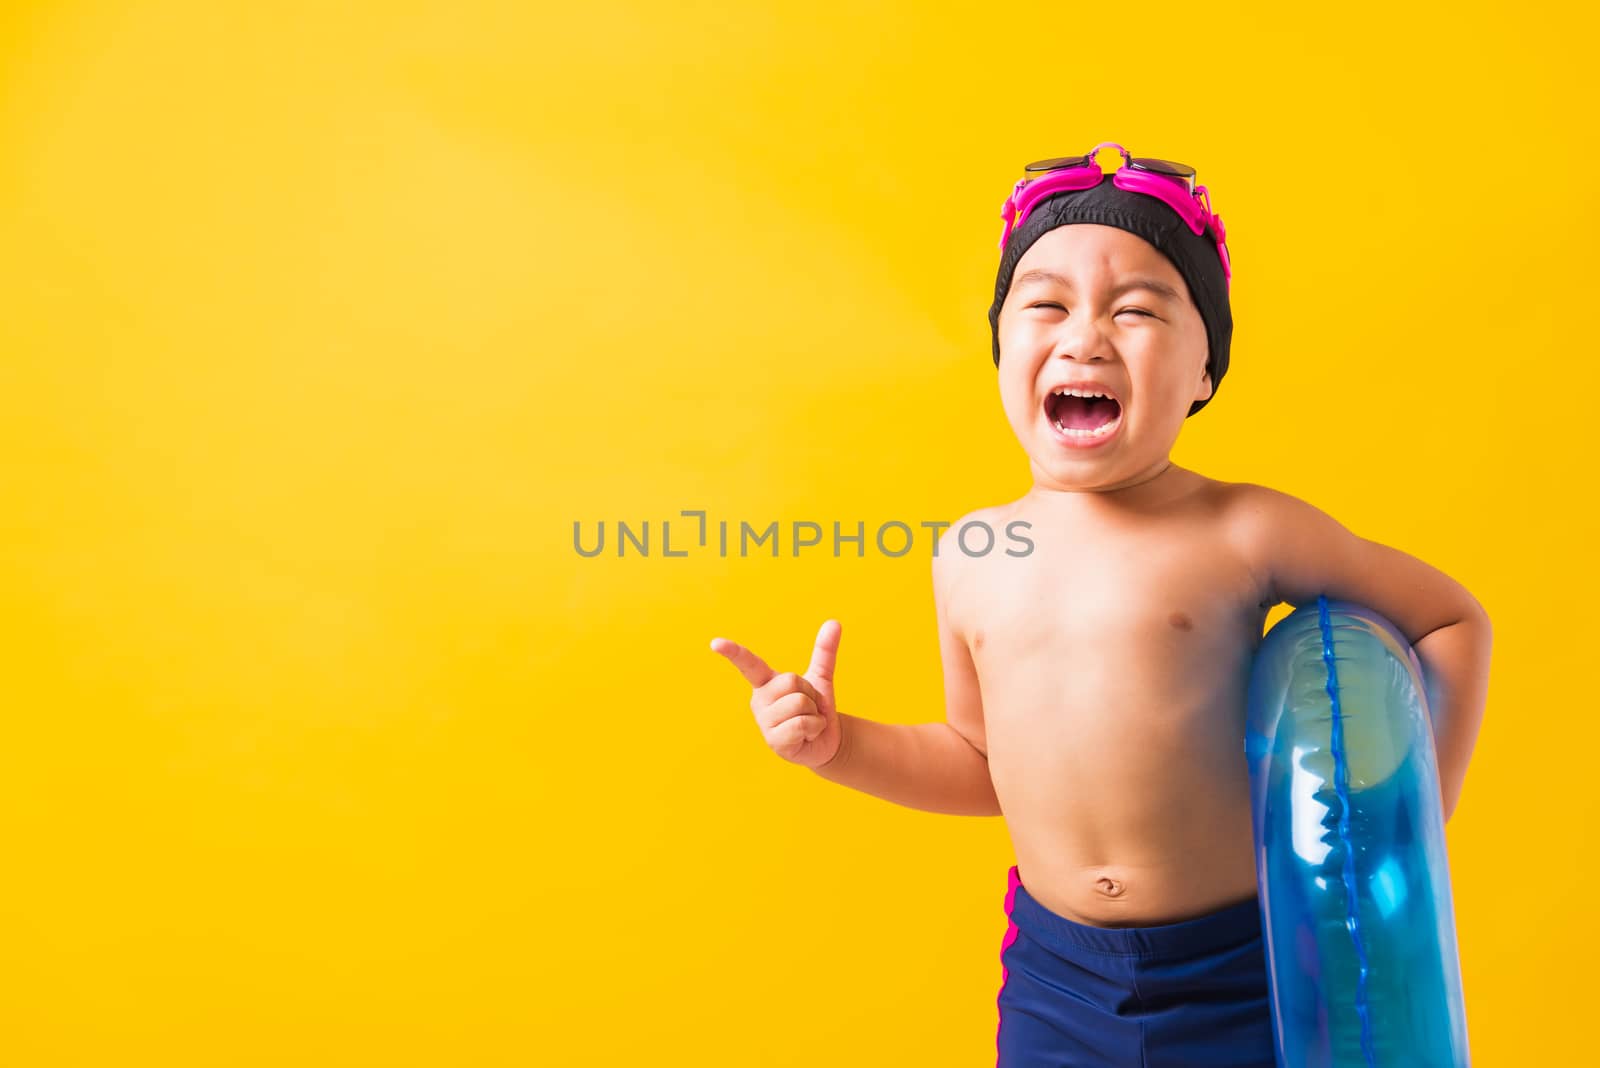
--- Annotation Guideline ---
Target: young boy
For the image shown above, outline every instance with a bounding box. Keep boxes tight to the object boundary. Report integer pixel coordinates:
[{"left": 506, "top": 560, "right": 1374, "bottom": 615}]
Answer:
[{"left": 710, "top": 146, "right": 1492, "bottom": 1067}]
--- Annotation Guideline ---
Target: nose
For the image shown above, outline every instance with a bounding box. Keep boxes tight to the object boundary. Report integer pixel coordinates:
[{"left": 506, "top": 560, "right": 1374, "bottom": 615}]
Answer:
[{"left": 1050, "top": 315, "right": 1116, "bottom": 363}]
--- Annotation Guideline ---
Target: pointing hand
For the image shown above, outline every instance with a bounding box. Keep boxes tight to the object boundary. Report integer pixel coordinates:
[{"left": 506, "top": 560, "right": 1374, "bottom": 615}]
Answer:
[{"left": 711, "top": 620, "right": 844, "bottom": 769}]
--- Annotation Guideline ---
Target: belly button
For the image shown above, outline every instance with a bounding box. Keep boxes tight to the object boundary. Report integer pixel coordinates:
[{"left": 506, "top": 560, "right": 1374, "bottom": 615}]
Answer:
[
  {"left": 1095, "top": 876, "right": 1126, "bottom": 897},
  {"left": 1168, "top": 610, "right": 1193, "bottom": 631}
]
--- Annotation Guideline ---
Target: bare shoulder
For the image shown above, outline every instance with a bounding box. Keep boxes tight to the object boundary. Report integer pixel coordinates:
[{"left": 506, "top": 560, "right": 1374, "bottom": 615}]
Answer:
[
  {"left": 931, "top": 503, "right": 1008, "bottom": 579},
  {"left": 1216, "top": 479, "right": 1299, "bottom": 535},
  {"left": 1169, "top": 468, "right": 1249, "bottom": 515},
  {"left": 1217, "top": 480, "right": 1487, "bottom": 637},
  {"left": 1217, "top": 479, "right": 1380, "bottom": 555},
  {"left": 931, "top": 503, "right": 1018, "bottom": 626},
  {"left": 1215, "top": 480, "right": 1324, "bottom": 580}
]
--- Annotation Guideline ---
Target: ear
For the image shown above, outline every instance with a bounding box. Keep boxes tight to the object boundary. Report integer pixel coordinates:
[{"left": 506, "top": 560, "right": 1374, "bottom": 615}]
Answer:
[{"left": 1193, "top": 365, "right": 1214, "bottom": 404}]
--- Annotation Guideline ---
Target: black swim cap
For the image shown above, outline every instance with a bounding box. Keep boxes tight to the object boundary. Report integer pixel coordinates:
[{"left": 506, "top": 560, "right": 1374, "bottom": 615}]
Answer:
[{"left": 988, "top": 170, "right": 1233, "bottom": 417}]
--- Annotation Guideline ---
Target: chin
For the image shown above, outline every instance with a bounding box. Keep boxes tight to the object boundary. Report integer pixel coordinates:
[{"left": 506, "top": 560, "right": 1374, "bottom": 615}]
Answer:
[{"left": 1032, "top": 452, "right": 1125, "bottom": 486}]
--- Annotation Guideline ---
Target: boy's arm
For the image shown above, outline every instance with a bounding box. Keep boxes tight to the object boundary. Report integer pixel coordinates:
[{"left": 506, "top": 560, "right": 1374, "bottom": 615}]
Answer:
[
  {"left": 1228, "top": 484, "right": 1492, "bottom": 823},
  {"left": 812, "top": 715, "right": 999, "bottom": 816},
  {"left": 812, "top": 524, "right": 1000, "bottom": 817}
]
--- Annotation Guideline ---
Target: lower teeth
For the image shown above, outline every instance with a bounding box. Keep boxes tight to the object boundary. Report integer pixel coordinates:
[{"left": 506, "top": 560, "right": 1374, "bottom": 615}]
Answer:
[{"left": 1054, "top": 416, "right": 1119, "bottom": 439}]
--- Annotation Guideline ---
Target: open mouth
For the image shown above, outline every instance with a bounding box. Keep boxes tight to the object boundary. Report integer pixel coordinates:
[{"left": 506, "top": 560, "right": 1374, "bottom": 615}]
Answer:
[{"left": 1044, "top": 389, "right": 1123, "bottom": 442}]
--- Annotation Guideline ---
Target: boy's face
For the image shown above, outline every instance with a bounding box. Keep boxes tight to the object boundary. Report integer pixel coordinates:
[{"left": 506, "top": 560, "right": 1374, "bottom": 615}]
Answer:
[{"left": 996, "top": 224, "right": 1212, "bottom": 494}]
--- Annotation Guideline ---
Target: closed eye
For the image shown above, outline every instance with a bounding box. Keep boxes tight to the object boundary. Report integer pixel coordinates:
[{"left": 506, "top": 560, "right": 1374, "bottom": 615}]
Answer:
[{"left": 1028, "top": 302, "right": 1155, "bottom": 318}]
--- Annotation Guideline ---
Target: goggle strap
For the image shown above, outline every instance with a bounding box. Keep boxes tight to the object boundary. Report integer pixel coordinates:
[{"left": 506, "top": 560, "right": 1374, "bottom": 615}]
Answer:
[{"left": 996, "top": 164, "right": 1233, "bottom": 288}]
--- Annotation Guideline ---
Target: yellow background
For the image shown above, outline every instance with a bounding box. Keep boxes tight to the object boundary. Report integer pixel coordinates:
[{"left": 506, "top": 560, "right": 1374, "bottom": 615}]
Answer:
[{"left": 1, "top": 2, "right": 1593, "bottom": 1064}]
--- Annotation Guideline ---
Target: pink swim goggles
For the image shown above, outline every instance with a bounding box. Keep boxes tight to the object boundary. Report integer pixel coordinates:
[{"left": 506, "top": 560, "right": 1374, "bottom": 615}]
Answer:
[{"left": 997, "top": 142, "right": 1232, "bottom": 289}]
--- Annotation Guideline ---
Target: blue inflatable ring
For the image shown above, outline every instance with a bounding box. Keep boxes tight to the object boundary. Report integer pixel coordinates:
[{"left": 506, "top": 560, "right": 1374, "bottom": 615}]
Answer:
[{"left": 1246, "top": 595, "right": 1470, "bottom": 1066}]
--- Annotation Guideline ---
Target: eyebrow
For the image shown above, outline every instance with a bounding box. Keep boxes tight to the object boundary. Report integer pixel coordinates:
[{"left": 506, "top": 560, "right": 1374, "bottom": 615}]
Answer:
[{"left": 1014, "top": 270, "right": 1183, "bottom": 303}]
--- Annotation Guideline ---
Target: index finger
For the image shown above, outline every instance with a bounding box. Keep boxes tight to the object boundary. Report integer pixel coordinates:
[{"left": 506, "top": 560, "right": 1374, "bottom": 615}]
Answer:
[{"left": 709, "top": 637, "right": 777, "bottom": 688}]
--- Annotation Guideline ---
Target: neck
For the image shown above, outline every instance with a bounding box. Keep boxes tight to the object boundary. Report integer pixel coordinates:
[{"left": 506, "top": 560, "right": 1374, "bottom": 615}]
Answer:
[{"left": 1025, "top": 458, "right": 1191, "bottom": 509}]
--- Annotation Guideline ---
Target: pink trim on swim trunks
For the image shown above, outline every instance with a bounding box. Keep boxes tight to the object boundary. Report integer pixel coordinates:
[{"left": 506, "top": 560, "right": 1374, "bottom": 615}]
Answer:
[{"left": 996, "top": 864, "right": 1022, "bottom": 1067}]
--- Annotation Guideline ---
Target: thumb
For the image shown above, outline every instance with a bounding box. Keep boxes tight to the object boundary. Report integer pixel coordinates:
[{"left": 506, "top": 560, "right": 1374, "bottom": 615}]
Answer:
[{"left": 806, "top": 619, "right": 841, "bottom": 690}]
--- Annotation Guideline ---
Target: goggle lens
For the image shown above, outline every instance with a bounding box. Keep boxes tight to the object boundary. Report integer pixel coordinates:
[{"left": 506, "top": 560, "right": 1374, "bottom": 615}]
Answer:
[
  {"left": 1023, "top": 154, "right": 1094, "bottom": 173},
  {"left": 1127, "top": 156, "right": 1195, "bottom": 180}
]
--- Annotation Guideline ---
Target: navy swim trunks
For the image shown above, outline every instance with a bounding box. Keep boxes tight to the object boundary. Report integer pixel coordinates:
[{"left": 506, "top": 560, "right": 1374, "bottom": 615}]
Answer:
[{"left": 995, "top": 864, "right": 1276, "bottom": 1067}]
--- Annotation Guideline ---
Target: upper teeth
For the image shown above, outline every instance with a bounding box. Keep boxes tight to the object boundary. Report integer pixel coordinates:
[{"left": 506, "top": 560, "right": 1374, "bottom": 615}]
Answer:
[{"left": 1054, "top": 388, "right": 1111, "bottom": 400}]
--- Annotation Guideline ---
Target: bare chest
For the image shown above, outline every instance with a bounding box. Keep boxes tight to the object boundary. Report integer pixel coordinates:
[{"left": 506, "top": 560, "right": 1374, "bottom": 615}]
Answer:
[{"left": 955, "top": 512, "right": 1270, "bottom": 726}]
